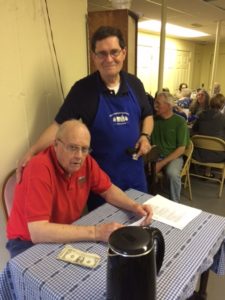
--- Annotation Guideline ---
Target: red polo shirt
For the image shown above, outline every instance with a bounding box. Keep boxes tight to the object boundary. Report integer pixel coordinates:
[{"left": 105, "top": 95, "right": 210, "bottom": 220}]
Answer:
[{"left": 7, "top": 146, "right": 111, "bottom": 241}]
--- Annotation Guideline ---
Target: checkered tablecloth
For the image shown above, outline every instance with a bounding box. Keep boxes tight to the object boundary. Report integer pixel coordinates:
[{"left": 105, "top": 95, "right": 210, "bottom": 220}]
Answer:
[{"left": 1, "top": 189, "right": 225, "bottom": 300}]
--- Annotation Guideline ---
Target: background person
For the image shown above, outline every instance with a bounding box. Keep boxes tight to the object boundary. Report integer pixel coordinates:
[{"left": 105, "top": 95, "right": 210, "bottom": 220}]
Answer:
[
  {"left": 177, "top": 88, "right": 192, "bottom": 109},
  {"left": 17, "top": 26, "right": 153, "bottom": 211},
  {"left": 174, "top": 82, "right": 188, "bottom": 100},
  {"left": 213, "top": 82, "right": 221, "bottom": 95},
  {"left": 151, "top": 92, "right": 189, "bottom": 202},
  {"left": 192, "top": 93, "right": 225, "bottom": 163},
  {"left": 7, "top": 120, "right": 153, "bottom": 258},
  {"left": 188, "top": 89, "right": 210, "bottom": 123}
]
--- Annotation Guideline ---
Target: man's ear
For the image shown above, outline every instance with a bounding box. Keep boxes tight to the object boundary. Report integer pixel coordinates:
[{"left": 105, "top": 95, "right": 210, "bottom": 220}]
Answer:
[
  {"left": 91, "top": 51, "right": 96, "bottom": 62},
  {"left": 122, "top": 47, "right": 127, "bottom": 58}
]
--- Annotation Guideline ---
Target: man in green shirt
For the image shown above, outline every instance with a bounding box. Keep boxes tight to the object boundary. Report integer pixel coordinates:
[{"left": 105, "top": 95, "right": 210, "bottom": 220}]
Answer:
[{"left": 151, "top": 92, "right": 189, "bottom": 201}]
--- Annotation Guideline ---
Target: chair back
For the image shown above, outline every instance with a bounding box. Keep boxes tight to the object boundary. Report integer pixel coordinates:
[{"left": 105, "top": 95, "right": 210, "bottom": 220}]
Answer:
[
  {"left": 181, "top": 140, "right": 194, "bottom": 178},
  {"left": 144, "top": 145, "right": 161, "bottom": 165},
  {"left": 144, "top": 145, "right": 161, "bottom": 195},
  {"left": 190, "top": 135, "right": 225, "bottom": 198},
  {"left": 191, "top": 135, "right": 225, "bottom": 152},
  {"left": 2, "top": 169, "right": 16, "bottom": 220}
]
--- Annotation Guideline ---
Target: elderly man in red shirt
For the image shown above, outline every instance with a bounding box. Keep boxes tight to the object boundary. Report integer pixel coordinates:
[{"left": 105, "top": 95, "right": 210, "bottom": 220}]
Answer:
[{"left": 7, "top": 120, "right": 153, "bottom": 258}]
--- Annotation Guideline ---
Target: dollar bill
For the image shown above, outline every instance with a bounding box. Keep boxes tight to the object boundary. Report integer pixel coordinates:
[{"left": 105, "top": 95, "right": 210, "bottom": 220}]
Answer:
[{"left": 57, "top": 245, "right": 101, "bottom": 268}]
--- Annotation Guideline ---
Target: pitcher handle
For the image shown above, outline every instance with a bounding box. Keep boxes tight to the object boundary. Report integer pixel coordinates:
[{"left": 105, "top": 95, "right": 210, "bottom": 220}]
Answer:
[
  {"left": 108, "top": 247, "right": 118, "bottom": 257},
  {"left": 144, "top": 226, "right": 165, "bottom": 275}
]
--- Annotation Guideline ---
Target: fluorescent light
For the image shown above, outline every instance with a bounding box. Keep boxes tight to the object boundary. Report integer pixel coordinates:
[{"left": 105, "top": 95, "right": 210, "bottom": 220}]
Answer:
[{"left": 138, "top": 20, "right": 209, "bottom": 38}]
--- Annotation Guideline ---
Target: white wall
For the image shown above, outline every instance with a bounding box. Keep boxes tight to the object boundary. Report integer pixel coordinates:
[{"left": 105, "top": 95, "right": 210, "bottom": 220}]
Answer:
[
  {"left": 0, "top": 0, "right": 87, "bottom": 269},
  {"left": 0, "top": 0, "right": 87, "bottom": 188},
  {"left": 137, "top": 31, "right": 225, "bottom": 96},
  {"left": 199, "top": 42, "right": 225, "bottom": 94}
]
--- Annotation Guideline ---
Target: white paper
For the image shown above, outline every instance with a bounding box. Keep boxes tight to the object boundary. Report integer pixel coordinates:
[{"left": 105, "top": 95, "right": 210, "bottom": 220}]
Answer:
[{"left": 131, "top": 194, "right": 202, "bottom": 230}]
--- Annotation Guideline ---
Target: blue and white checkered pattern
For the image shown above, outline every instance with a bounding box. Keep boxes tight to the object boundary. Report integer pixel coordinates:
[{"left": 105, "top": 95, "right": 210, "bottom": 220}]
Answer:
[{"left": 1, "top": 189, "right": 225, "bottom": 300}]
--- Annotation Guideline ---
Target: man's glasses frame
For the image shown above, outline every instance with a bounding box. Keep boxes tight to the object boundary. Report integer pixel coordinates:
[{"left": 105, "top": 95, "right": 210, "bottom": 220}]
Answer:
[
  {"left": 94, "top": 48, "right": 123, "bottom": 60},
  {"left": 57, "top": 139, "right": 92, "bottom": 155}
]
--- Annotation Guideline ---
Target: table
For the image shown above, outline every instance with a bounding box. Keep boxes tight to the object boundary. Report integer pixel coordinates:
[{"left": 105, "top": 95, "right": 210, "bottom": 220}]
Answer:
[{"left": 1, "top": 189, "right": 225, "bottom": 300}]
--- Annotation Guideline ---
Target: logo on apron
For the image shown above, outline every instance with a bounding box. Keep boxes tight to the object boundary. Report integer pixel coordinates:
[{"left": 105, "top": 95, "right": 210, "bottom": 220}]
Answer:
[{"left": 109, "top": 112, "right": 129, "bottom": 125}]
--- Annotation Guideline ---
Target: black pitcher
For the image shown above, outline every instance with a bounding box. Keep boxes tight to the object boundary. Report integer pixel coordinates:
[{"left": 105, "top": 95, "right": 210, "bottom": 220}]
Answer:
[{"left": 106, "top": 226, "right": 165, "bottom": 300}]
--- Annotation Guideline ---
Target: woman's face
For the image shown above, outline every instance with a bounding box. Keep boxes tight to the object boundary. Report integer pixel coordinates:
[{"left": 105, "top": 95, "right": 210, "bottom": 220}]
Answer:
[{"left": 196, "top": 91, "right": 206, "bottom": 105}]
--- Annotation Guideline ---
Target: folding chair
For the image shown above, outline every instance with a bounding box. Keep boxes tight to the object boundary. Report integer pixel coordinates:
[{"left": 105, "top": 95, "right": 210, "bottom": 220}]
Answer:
[
  {"left": 1, "top": 169, "right": 16, "bottom": 220},
  {"left": 190, "top": 135, "right": 225, "bottom": 198},
  {"left": 181, "top": 140, "right": 194, "bottom": 201}
]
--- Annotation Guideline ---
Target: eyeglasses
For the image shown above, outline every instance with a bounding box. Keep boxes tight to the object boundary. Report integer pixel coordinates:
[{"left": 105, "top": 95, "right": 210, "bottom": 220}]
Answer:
[
  {"left": 57, "top": 139, "right": 92, "bottom": 155},
  {"left": 94, "top": 49, "right": 122, "bottom": 59}
]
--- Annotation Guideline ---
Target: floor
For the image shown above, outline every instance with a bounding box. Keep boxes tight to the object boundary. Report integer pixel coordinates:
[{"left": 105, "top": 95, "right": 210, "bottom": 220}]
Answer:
[{"left": 0, "top": 176, "right": 225, "bottom": 299}]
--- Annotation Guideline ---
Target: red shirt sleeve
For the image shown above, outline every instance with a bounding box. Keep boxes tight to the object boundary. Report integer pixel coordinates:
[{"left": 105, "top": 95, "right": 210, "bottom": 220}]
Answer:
[{"left": 25, "top": 161, "right": 54, "bottom": 222}]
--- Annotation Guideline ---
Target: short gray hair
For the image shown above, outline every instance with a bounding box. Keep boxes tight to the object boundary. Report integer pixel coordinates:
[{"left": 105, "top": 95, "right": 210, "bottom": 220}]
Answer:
[{"left": 157, "top": 92, "right": 175, "bottom": 106}]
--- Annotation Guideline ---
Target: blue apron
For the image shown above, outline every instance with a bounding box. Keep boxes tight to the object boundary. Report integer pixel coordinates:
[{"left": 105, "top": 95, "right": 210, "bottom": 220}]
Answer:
[{"left": 88, "top": 79, "right": 147, "bottom": 210}]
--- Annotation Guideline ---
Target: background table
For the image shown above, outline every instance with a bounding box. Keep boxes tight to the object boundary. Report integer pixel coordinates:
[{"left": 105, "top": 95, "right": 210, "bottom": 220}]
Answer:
[{"left": 1, "top": 189, "right": 225, "bottom": 300}]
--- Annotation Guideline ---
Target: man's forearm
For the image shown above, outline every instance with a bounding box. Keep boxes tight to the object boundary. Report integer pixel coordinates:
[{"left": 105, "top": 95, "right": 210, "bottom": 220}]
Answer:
[
  {"left": 101, "top": 184, "right": 137, "bottom": 213},
  {"left": 28, "top": 221, "right": 96, "bottom": 244},
  {"left": 160, "top": 146, "right": 185, "bottom": 168},
  {"left": 141, "top": 115, "right": 154, "bottom": 136},
  {"left": 28, "top": 220, "right": 123, "bottom": 244},
  {"left": 101, "top": 185, "right": 153, "bottom": 226}
]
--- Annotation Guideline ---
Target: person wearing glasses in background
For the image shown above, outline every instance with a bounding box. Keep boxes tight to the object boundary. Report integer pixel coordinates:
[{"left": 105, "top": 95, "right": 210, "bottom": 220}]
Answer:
[
  {"left": 16, "top": 26, "right": 153, "bottom": 211},
  {"left": 7, "top": 120, "right": 153, "bottom": 258}
]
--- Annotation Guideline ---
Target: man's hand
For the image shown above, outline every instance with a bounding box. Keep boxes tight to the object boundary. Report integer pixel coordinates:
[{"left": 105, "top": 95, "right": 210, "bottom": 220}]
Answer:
[
  {"left": 132, "top": 203, "right": 153, "bottom": 226},
  {"left": 16, "top": 151, "right": 33, "bottom": 183},
  {"left": 95, "top": 222, "right": 124, "bottom": 242},
  {"left": 155, "top": 160, "right": 165, "bottom": 173},
  {"left": 135, "top": 136, "right": 151, "bottom": 158}
]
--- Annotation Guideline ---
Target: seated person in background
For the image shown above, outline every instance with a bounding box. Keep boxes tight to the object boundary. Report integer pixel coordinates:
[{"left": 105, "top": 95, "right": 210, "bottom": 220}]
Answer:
[
  {"left": 174, "top": 82, "right": 188, "bottom": 100},
  {"left": 151, "top": 92, "right": 189, "bottom": 202},
  {"left": 177, "top": 88, "right": 192, "bottom": 109},
  {"left": 155, "top": 89, "right": 187, "bottom": 120},
  {"left": 213, "top": 82, "right": 221, "bottom": 95},
  {"left": 188, "top": 89, "right": 210, "bottom": 123},
  {"left": 6, "top": 120, "right": 153, "bottom": 258},
  {"left": 192, "top": 93, "right": 225, "bottom": 163}
]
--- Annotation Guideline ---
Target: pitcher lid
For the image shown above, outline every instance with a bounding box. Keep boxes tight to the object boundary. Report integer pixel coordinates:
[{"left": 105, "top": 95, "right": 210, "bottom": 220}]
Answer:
[{"left": 108, "top": 226, "right": 153, "bottom": 256}]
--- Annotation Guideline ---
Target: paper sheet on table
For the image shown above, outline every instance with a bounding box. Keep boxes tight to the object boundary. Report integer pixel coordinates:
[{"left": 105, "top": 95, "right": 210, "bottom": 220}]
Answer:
[{"left": 131, "top": 194, "right": 202, "bottom": 230}]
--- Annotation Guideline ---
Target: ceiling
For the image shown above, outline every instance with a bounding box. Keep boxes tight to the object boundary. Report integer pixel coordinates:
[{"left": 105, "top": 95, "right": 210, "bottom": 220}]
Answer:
[{"left": 88, "top": 0, "right": 225, "bottom": 43}]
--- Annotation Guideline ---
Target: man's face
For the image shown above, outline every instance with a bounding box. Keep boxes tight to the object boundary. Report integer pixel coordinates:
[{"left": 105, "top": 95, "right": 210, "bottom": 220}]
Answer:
[
  {"left": 92, "top": 36, "right": 126, "bottom": 80},
  {"left": 54, "top": 128, "right": 91, "bottom": 175},
  {"left": 154, "top": 95, "right": 171, "bottom": 116}
]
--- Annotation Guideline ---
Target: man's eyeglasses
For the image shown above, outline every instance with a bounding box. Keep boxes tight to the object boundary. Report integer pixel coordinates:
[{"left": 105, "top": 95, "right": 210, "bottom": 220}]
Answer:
[
  {"left": 57, "top": 139, "right": 92, "bottom": 155},
  {"left": 94, "top": 49, "right": 122, "bottom": 60}
]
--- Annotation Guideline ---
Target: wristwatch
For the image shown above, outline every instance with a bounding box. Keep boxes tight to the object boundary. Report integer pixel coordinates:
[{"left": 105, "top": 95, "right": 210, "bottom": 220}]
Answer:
[{"left": 140, "top": 132, "right": 151, "bottom": 141}]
